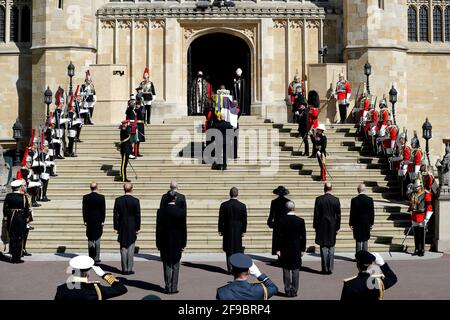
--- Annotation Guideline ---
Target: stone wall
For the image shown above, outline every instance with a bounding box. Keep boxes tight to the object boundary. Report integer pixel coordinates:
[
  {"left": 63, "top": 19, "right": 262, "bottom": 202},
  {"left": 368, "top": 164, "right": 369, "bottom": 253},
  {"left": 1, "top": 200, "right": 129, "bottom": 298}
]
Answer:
[
  {"left": 0, "top": 50, "right": 32, "bottom": 140},
  {"left": 406, "top": 53, "right": 450, "bottom": 164}
]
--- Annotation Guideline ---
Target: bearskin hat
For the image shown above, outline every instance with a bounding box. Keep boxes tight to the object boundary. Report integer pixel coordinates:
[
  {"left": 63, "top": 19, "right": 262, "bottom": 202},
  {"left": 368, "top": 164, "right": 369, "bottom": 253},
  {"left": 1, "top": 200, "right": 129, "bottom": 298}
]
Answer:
[{"left": 307, "top": 90, "right": 320, "bottom": 108}]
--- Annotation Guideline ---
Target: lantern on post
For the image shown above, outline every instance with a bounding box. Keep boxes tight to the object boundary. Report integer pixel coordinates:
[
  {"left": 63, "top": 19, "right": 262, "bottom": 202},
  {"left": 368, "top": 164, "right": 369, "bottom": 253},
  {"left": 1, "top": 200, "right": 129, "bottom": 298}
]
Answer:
[
  {"left": 12, "top": 119, "right": 23, "bottom": 166},
  {"left": 364, "top": 62, "right": 372, "bottom": 95},
  {"left": 389, "top": 84, "right": 398, "bottom": 125},
  {"left": 422, "top": 118, "right": 432, "bottom": 165}
]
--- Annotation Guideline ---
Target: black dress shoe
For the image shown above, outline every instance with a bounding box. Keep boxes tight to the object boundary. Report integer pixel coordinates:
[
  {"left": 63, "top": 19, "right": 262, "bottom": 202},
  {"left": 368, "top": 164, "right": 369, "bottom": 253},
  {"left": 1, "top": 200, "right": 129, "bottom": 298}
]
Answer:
[
  {"left": 32, "top": 202, "right": 41, "bottom": 207},
  {"left": 308, "top": 154, "right": 316, "bottom": 158},
  {"left": 57, "top": 155, "right": 65, "bottom": 160},
  {"left": 128, "top": 271, "right": 135, "bottom": 275},
  {"left": 22, "top": 251, "right": 32, "bottom": 257},
  {"left": 94, "top": 260, "right": 101, "bottom": 264},
  {"left": 169, "top": 290, "right": 179, "bottom": 295},
  {"left": 137, "top": 154, "right": 143, "bottom": 157},
  {"left": 14, "top": 260, "right": 25, "bottom": 264},
  {"left": 50, "top": 174, "right": 58, "bottom": 177}
]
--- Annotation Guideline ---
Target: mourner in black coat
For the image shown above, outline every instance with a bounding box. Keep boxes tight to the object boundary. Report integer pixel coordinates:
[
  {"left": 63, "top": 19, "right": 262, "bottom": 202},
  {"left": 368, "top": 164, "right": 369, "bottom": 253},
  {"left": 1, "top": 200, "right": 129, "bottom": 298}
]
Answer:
[
  {"left": 218, "top": 187, "right": 247, "bottom": 273},
  {"left": 159, "top": 181, "right": 187, "bottom": 215},
  {"left": 341, "top": 251, "right": 397, "bottom": 300},
  {"left": 267, "top": 186, "right": 291, "bottom": 255},
  {"left": 313, "top": 183, "right": 341, "bottom": 274},
  {"left": 82, "top": 182, "right": 106, "bottom": 262},
  {"left": 278, "top": 201, "right": 307, "bottom": 297},
  {"left": 349, "top": 184, "right": 375, "bottom": 253},
  {"left": 113, "top": 183, "right": 141, "bottom": 274},
  {"left": 156, "top": 191, "right": 187, "bottom": 294}
]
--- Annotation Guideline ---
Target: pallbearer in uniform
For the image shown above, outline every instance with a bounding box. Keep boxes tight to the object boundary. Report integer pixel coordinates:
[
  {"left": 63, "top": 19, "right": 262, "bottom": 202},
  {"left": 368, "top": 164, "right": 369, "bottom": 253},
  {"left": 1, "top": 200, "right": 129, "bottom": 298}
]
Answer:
[
  {"left": 3, "top": 179, "right": 32, "bottom": 263},
  {"left": 80, "top": 70, "right": 97, "bottom": 125},
  {"left": 408, "top": 179, "right": 427, "bottom": 256},
  {"left": 312, "top": 124, "right": 328, "bottom": 182},
  {"left": 55, "top": 255, "right": 127, "bottom": 300},
  {"left": 119, "top": 120, "right": 132, "bottom": 183},
  {"left": 140, "top": 68, "right": 156, "bottom": 124},
  {"left": 335, "top": 73, "right": 351, "bottom": 124}
]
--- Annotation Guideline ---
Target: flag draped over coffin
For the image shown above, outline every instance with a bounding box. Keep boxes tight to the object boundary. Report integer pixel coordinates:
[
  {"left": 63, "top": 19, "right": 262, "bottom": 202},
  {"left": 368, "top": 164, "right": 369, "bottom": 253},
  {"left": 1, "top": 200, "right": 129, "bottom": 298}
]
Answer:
[{"left": 211, "top": 94, "right": 239, "bottom": 128}]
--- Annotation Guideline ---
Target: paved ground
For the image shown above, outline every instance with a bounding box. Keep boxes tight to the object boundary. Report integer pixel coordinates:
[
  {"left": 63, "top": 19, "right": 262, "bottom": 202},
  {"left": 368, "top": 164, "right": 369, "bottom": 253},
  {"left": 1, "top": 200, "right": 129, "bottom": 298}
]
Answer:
[{"left": 0, "top": 252, "right": 449, "bottom": 300}]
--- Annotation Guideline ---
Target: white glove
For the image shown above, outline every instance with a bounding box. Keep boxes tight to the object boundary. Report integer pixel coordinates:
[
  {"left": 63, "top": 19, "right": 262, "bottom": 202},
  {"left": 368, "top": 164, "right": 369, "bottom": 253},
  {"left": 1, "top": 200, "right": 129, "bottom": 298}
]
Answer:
[
  {"left": 372, "top": 252, "right": 385, "bottom": 266},
  {"left": 92, "top": 266, "right": 106, "bottom": 277},
  {"left": 295, "top": 111, "right": 300, "bottom": 115},
  {"left": 249, "top": 263, "right": 262, "bottom": 278}
]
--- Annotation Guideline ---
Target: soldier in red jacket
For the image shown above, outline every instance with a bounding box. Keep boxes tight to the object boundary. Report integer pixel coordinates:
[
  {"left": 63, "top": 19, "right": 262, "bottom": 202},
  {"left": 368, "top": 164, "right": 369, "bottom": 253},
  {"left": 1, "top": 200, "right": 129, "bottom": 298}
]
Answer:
[
  {"left": 335, "top": 73, "right": 351, "bottom": 124},
  {"left": 420, "top": 164, "right": 435, "bottom": 228},
  {"left": 409, "top": 132, "right": 423, "bottom": 183}
]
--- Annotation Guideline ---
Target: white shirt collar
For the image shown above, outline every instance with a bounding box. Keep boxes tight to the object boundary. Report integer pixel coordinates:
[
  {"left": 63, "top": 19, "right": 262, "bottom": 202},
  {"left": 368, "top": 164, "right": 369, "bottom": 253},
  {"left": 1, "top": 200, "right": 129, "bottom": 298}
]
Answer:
[{"left": 287, "top": 211, "right": 296, "bottom": 216}]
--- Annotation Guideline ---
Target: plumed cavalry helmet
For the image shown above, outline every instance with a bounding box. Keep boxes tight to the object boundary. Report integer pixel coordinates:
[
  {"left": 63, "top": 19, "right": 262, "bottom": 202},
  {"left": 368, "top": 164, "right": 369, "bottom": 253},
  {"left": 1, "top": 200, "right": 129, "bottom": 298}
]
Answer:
[
  {"left": 307, "top": 90, "right": 320, "bottom": 108},
  {"left": 396, "top": 132, "right": 407, "bottom": 146},
  {"left": 410, "top": 131, "right": 420, "bottom": 149},
  {"left": 379, "top": 98, "right": 388, "bottom": 108},
  {"left": 414, "top": 179, "right": 422, "bottom": 189}
]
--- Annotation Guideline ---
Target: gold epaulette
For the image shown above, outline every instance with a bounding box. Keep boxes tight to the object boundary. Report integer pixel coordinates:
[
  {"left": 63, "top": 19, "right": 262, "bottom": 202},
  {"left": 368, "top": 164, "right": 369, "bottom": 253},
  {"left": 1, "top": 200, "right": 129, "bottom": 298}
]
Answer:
[
  {"left": 103, "top": 274, "right": 117, "bottom": 285},
  {"left": 343, "top": 275, "right": 357, "bottom": 282}
]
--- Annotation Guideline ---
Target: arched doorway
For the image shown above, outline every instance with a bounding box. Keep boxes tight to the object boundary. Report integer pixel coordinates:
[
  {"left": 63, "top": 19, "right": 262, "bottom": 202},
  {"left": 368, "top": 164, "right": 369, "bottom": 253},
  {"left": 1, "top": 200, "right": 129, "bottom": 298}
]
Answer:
[{"left": 187, "top": 32, "right": 251, "bottom": 115}]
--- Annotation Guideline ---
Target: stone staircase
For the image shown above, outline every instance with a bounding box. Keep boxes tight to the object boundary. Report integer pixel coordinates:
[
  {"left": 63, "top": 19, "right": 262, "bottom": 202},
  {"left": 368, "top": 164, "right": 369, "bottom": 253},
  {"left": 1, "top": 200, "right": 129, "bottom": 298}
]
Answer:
[{"left": 28, "top": 116, "right": 415, "bottom": 253}]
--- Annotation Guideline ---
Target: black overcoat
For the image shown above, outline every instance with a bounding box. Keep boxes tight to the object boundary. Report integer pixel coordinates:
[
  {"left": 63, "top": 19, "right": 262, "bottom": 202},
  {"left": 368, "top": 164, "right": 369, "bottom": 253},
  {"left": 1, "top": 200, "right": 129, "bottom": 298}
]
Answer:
[
  {"left": 156, "top": 204, "right": 187, "bottom": 264},
  {"left": 349, "top": 194, "right": 375, "bottom": 242},
  {"left": 279, "top": 214, "right": 307, "bottom": 270},
  {"left": 113, "top": 194, "right": 141, "bottom": 248},
  {"left": 267, "top": 196, "right": 290, "bottom": 255},
  {"left": 82, "top": 192, "right": 106, "bottom": 240},
  {"left": 313, "top": 193, "right": 341, "bottom": 247},
  {"left": 218, "top": 199, "right": 247, "bottom": 254}
]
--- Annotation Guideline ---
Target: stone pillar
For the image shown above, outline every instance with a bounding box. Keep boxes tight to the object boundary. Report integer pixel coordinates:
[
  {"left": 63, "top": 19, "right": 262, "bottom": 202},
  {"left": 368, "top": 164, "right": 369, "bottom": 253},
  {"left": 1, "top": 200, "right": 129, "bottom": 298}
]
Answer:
[
  {"left": 5, "top": 1, "right": 10, "bottom": 44},
  {"left": 436, "top": 139, "right": 450, "bottom": 253},
  {"left": 151, "top": 18, "right": 183, "bottom": 123}
]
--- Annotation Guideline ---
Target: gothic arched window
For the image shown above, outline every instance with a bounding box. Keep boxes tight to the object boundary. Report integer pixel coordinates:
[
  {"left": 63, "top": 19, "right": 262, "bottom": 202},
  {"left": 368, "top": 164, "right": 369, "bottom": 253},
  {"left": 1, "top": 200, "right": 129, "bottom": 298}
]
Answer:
[
  {"left": 419, "top": 6, "right": 429, "bottom": 42},
  {"left": 10, "top": 5, "right": 19, "bottom": 42},
  {"left": 408, "top": 6, "right": 417, "bottom": 41},
  {"left": 445, "top": 6, "right": 450, "bottom": 41},
  {"left": 433, "top": 7, "right": 443, "bottom": 42},
  {"left": 0, "top": 5, "right": 5, "bottom": 42},
  {"left": 21, "top": 6, "right": 31, "bottom": 42}
]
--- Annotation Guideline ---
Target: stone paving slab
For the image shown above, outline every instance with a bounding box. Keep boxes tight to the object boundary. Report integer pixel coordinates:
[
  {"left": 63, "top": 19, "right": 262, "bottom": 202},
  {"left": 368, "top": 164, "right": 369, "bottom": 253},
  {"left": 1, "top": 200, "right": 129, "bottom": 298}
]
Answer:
[{"left": 0, "top": 252, "right": 449, "bottom": 300}]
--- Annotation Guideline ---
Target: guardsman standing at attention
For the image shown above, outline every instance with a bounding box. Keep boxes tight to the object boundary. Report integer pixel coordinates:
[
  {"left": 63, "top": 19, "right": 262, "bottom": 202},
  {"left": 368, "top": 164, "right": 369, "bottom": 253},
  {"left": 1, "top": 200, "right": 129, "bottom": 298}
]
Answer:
[
  {"left": 408, "top": 179, "right": 427, "bottom": 256},
  {"left": 341, "top": 251, "right": 397, "bottom": 300},
  {"left": 3, "top": 179, "right": 32, "bottom": 263},
  {"left": 140, "top": 67, "right": 156, "bottom": 124},
  {"left": 335, "top": 73, "right": 352, "bottom": 124},
  {"left": 119, "top": 120, "right": 132, "bottom": 183},
  {"left": 55, "top": 255, "right": 128, "bottom": 300},
  {"left": 216, "top": 253, "right": 278, "bottom": 300}
]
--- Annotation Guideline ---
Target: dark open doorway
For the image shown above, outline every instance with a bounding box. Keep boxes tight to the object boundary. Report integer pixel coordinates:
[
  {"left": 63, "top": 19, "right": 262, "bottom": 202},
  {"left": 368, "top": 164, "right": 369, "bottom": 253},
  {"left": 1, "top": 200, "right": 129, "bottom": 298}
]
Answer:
[{"left": 187, "top": 32, "right": 251, "bottom": 115}]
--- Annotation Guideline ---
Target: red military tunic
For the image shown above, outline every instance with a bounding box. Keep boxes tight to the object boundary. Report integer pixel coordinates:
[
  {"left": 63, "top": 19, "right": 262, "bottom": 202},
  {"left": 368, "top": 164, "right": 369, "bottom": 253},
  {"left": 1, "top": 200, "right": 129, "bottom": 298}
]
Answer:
[
  {"left": 403, "top": 145, "right": 412, "bottom": 173},
  {"left": 288, "top": 81, "right": 305, "bottom": 105},
  {"left": 410, "top": 148, "right": 423, "bottom": 173},
  {"left": 410, "top": 190, "right": 426, "bottom": 223},
  {"left": 308, "top": 106, "right": 319, "bottom": 131},
  {"left": 384, "top": 125, "right": 398, "bottom": 150},
  {"left": 369, "top": 110, "right": 379, "bottom": 134},
  {"left": 336, "top": 80, "right": 351, "bottom": 104},
  {"left": 423, "top": 174, "right": 434, "bottom": 213},
  {"left": 377, "top": 109, "right": 389, "bottom": 132}
]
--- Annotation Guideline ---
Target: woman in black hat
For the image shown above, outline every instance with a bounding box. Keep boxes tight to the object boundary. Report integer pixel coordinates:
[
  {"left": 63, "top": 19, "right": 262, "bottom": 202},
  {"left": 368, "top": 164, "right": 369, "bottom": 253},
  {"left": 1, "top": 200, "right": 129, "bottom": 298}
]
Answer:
[{"left": 267, "top": 186, "right": 291, "bottom": 256}]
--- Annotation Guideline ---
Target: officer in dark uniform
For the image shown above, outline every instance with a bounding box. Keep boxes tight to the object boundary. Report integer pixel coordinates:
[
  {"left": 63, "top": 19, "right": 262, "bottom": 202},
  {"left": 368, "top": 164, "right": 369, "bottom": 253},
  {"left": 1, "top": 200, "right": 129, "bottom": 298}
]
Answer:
[
  {"left": 55, "top": 255, "right": 128, "bottom": 300},
  {"left": 341, "top": 251, "right": 397, "bottom": 300},
  {"left": 216, "top": 253, "right": 278, "bottom": 300},
  {"left": 119, "top": 120, "right": 132, "bottom": 182},
  {"left": 3, "top": 179, "right": 32, "bottom": 263}
]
